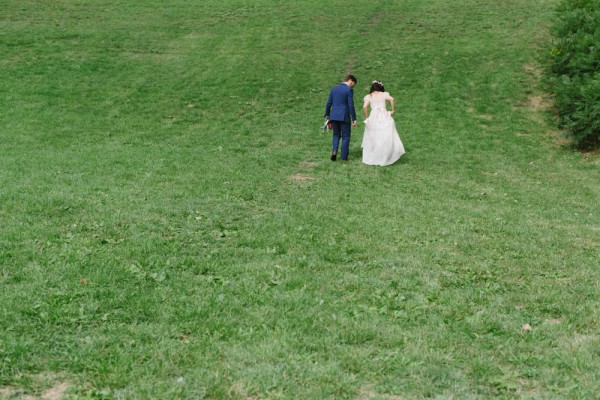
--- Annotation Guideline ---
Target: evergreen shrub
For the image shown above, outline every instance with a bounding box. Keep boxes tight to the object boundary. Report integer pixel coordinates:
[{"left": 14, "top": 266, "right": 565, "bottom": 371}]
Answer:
[{"left": 549, "top": 0, "right": 600, "bottom": 148}]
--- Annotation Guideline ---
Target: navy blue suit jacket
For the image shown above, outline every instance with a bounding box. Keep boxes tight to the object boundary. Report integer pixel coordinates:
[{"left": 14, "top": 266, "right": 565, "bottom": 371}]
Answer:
[{"left": 325, "top": 83, "right": 356, "bottom": 123}]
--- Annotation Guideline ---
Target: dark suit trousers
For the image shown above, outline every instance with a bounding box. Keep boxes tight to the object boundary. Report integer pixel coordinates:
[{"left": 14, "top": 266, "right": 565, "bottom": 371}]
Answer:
[{"left": 331, "top": 121, "right": 351, "bottom": 160}]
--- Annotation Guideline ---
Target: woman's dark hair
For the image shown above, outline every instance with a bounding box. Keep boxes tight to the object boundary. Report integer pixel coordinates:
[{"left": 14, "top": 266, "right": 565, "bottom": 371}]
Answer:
[{"left": 369, "top": 80, "right": 385, "bottom": 93}]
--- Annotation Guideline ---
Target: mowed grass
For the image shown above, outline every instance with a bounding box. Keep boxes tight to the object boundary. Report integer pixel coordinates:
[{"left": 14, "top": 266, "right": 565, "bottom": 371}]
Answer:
[{"left": 1, "top": 0, "right": 600, "bottom": 398}]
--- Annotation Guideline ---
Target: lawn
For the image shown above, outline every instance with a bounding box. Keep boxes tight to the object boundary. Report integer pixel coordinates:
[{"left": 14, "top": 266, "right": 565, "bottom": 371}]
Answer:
[{"left": 1, "top": 0, "right": 600, "bottom": 398}]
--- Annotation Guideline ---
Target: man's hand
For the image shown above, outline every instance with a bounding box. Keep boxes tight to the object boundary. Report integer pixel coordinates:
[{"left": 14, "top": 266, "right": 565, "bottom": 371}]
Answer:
[{"left": 352, "top": 120, "right": 357, "bottom": 127}]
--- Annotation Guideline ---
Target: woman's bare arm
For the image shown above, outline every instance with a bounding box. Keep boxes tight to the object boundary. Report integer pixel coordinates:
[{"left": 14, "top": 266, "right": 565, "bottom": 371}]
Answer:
[{"left": 386, "top": 93, "right": 395, "bottom": 115}]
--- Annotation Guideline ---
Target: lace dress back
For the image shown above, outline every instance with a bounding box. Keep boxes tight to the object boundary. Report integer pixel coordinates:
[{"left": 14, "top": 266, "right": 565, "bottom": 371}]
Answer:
[{"left": 361, "top": 92, "right": 405, "bottom": 166}]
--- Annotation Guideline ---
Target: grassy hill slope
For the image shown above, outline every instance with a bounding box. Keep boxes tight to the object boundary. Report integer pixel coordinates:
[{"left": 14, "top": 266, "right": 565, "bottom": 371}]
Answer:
[{"left": 1, "top": 0, "right": 599, "bottom": 398}]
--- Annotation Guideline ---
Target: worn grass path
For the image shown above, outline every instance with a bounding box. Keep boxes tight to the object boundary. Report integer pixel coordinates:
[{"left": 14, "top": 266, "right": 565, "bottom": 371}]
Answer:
[{"left": 1, "top": 0, "right": 599, "bottom": 398}]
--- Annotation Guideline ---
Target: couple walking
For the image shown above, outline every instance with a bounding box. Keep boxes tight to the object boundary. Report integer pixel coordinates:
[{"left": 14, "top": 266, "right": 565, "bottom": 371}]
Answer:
[{"left": 324, "top": 75, "right": 405, "bottom": 166}]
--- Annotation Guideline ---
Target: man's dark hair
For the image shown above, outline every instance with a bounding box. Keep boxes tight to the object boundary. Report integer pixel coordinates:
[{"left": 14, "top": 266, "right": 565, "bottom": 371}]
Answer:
[{"left": 344, "top": 74, "right": 357, "bottom": 84}]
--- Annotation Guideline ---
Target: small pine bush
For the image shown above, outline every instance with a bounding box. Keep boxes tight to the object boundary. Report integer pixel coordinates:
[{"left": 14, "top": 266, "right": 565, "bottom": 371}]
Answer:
[{"left": 549, "top": 0, "right": 600, "bottom": 149}]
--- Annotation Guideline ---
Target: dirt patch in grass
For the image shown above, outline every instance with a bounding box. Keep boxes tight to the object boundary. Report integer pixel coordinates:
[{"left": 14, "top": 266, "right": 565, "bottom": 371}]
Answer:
[
  {"left": 41, "top": 382, "right": 70, "bottom": 400},
  {"left": 298, "top": 161, "right": 316, "bottom": 169},
  {"left": 368, "top": 12, "right": 383, "bottom": 26},
  {"left": 355, "top": 385, "right": 403, "bottom": 400},
  {"left": 0, "top": 382, "right": 70, "bottom": 400},
  {"left": 527, "top": 95, "right": 551, "bottom": 112},
  {"left": 290, "top": 173, "right": 315, "bottom": 182},
  {"left": 524, "top": 63, "right": 542, "bottom": 78},
  {"left": 345, "top": 54, "right": 358, "bottom": 75},
  {"left": 510, "top": 94, "right": 553, "bottom": 125},
  {"left": 582, "top": 149, "right": 600, "bottom": 165}
]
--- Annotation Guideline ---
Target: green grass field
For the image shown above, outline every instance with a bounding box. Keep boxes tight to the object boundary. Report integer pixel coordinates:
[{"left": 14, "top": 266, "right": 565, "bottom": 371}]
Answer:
[{"left": 2, "top": 0, "right": 600, "bottom": 398}]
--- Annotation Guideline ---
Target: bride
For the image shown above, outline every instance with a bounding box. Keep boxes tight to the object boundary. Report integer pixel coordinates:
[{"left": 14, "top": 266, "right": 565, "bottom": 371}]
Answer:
[{"left": 361, "top": 80, "right": 405, "bottom": 166}]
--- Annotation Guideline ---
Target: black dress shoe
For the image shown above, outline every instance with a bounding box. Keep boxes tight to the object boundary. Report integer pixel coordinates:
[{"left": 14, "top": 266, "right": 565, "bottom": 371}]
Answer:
[{"left": 331, "top": 154, "right": 337, "bottom": 161}]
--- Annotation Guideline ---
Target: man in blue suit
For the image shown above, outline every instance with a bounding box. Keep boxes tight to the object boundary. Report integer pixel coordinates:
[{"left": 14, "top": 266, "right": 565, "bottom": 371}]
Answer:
[{"left": 325, "top": 75, "right": 358, "bottom": 161}]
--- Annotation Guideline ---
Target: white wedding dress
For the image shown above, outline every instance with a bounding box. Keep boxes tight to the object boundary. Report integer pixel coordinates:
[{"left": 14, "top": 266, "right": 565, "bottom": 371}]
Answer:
[{"left": 361, "top": 92, "right": 405, "bottom": 166}]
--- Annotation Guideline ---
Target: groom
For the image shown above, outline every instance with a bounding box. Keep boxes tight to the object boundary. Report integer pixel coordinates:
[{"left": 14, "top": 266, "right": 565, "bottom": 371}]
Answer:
[{"left": 324, "top": 75, "right": 357, "bottom": 161}]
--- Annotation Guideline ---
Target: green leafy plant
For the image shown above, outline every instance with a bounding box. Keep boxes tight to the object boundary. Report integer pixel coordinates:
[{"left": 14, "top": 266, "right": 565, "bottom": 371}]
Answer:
[{"left": 549, "top": 0, "right": 600, "bottom": 148}]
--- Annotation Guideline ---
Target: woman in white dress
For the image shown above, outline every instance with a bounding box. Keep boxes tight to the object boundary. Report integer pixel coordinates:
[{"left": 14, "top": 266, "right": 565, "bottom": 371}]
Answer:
[{"left": 361, "top": 80, "right": 405, "bottom": 166}]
